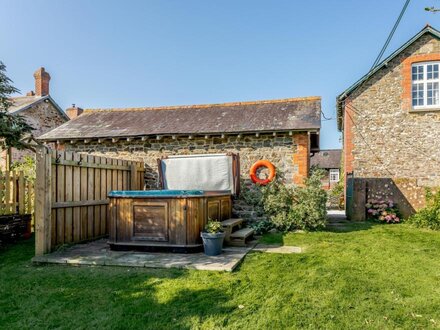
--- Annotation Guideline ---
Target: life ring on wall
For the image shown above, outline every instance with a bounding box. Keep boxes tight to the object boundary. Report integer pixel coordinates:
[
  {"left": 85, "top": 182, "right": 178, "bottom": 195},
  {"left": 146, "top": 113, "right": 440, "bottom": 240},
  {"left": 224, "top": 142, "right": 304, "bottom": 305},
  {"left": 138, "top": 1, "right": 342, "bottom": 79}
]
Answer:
[{"left": 249, "top": 160, "right": 276, "bottom": 185}]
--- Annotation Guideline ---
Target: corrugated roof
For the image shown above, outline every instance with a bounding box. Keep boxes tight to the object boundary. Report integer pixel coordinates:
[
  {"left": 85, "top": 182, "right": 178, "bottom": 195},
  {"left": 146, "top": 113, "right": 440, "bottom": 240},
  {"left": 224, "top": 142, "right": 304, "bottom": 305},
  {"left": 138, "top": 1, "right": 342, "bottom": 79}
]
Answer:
[
  {"left": 310, "top": 149, "right": 341, "bottom": 169},
  {"left": 38, "top": 96, "right": 321, "bottom": 141},
  {"left": 336, "top": 25, "right": 440, "bottom": 131}
]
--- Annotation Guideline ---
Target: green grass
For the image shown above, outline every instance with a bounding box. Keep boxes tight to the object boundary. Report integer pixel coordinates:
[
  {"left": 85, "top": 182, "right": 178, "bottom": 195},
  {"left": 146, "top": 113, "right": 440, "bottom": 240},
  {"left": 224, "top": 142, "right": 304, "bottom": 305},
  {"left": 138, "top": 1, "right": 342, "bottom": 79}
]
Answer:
[{"left": 1, "top": 223, "right": 440, "bottom": 329}]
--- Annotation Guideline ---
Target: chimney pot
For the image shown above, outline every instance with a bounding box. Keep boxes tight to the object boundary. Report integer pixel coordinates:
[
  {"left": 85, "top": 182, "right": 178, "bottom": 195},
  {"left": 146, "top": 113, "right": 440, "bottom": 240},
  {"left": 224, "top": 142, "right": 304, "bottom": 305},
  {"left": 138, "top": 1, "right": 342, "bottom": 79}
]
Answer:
[
  {"left": 66, "top": 104, "right": 84, "bottom": 120},
  {"left": 26, "top": 91, "right": 35, "bottom": 96}
]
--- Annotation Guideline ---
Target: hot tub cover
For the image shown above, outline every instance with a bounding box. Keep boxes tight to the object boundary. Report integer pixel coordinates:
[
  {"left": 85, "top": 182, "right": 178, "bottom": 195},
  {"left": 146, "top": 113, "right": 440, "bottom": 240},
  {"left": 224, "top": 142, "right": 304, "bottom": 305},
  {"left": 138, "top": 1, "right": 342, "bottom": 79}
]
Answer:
[{"left": 159, "top": 154, "right": 238, "bottom": 194}]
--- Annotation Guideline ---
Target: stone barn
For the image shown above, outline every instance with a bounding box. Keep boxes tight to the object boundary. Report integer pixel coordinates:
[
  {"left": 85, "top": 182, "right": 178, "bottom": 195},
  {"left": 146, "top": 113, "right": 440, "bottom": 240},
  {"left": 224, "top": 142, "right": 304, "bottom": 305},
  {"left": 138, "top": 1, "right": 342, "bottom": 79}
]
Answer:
[{"left": 38, "top": 97, "right": 321, "bottom": 218}]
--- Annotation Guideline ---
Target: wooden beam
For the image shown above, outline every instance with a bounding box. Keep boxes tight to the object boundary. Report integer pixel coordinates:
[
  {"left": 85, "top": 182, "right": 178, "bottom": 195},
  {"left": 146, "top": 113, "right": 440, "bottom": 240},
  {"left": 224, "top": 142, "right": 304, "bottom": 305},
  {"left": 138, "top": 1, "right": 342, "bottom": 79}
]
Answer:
[
  {"left": 255, "top": 133, "right": 260, "bottom": 138},
  {"left": 97, "top": 138, "right": 105, "bottom": 143},
  {"left": 156, "top": 135, "right": 162, "bottom": 140},
  {"left": 188, "top": 135, "right": 193, "bottom": 140},
  {"left": 52, "top": 199, "right": 109, "bottom": 209},
  {"left": 112, "top": 138, "right": 119, "bottom": 143},
  {"left": 172, "top": 135, "right": 177, "bottom": 140},
  {"left": 126, "top": 137, "right": 132, "bottom": 142},
  {"left": 35, "top": 147, "right": 52, "bottom": 256},
  {"left": 273, "top": 132, "right": 277, "bottom": 137},
  {"left": 141, "top": 136, "right": 148, "bottom": 141},
  {"left": 84, "top": 139, "right": 91, "bottom": 144},
  {"left": 51, "top": 158, "right": 133, "bottom": 171}
]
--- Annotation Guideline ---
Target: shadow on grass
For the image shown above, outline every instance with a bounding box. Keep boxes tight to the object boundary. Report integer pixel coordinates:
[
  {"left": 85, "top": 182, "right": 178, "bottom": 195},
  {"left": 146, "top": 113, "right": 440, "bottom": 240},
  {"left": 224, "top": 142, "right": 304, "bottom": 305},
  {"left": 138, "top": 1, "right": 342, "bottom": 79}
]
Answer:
[{"left": 324, "top": 220, "right": 379, "bottom": 234}]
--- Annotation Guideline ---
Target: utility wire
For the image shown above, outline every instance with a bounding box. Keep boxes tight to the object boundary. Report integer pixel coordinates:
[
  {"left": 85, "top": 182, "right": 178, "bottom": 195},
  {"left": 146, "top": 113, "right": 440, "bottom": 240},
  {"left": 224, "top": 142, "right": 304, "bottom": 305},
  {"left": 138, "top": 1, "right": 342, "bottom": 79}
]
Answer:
[{"left": 371, "top": 0, "right": 412, "bottom": 70}]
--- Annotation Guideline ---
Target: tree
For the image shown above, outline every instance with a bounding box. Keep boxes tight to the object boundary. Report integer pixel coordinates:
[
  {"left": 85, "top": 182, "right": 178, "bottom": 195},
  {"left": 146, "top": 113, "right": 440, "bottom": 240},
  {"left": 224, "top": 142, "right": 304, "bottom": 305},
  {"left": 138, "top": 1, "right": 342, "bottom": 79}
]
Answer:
[{"left": 0, "top": 61, "right": 34, "bottom": 150}]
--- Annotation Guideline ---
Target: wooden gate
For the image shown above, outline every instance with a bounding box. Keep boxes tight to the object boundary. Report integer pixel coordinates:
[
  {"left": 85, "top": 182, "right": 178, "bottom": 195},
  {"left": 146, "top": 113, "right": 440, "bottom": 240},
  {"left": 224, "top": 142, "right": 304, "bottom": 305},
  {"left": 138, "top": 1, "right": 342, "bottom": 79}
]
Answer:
[
  {"left": 35, "top": 147, "right": 145, "bottom": 255},
  {"left": 345, "top": 172, "right": 354, "bottom": 220}
]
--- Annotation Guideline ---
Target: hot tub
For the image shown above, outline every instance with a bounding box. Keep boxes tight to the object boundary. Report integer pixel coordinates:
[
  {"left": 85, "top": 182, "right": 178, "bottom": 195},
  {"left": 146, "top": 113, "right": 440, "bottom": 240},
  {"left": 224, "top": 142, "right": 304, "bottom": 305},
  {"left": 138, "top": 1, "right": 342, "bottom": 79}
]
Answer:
[{"left": 108, "top": 190, "right": 232, "bottom": 252}]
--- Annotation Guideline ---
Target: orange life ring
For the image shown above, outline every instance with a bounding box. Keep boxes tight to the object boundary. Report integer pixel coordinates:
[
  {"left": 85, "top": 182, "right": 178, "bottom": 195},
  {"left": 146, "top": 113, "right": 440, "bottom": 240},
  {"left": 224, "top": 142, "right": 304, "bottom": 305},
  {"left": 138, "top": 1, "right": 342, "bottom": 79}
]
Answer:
[{"left": 249, "top": 160, "right": 276, "bottom": 185}]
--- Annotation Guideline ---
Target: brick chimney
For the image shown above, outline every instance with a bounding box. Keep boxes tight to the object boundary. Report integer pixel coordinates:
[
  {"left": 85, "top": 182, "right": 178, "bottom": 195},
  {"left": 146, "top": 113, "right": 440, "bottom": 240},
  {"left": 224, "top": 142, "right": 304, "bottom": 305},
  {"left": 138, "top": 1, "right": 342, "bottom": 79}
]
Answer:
[
  {"left": 33, "top": 67, "right": 51, "bottom": 96},
  {"left": 66, "top": 104, "right": 84, "bottom": 119}
]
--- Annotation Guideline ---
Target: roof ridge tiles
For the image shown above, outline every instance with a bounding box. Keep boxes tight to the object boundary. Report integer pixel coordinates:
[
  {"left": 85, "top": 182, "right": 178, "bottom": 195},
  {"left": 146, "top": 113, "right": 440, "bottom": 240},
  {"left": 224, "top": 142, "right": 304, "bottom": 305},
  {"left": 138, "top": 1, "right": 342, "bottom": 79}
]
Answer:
[{"left": 83, "top": 96, "right": 321, "bottom": 113}]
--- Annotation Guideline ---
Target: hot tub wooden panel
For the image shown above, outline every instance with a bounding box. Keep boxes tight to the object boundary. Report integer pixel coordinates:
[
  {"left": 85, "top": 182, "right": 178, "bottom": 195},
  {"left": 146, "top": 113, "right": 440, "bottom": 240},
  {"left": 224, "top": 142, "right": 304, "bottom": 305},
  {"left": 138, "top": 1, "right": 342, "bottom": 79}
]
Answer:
[{"left": 108, "top": 192, "right": 231, "bottom": 251}]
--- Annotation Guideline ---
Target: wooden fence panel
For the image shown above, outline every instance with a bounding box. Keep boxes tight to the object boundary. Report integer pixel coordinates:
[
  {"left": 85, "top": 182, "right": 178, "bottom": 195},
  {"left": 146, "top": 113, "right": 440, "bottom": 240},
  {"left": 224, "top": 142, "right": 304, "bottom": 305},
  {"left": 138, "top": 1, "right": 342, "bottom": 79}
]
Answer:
[
  {"left": 0, "top": 171, "right": 34, "bottom": 217},
  {"left": 34, "top": 147, "right": 145, "bottom": 255}
]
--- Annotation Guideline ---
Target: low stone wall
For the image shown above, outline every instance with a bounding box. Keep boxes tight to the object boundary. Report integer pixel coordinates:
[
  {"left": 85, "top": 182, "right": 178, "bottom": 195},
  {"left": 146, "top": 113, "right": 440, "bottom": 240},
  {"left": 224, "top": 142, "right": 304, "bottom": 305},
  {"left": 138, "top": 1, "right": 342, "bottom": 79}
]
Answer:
[
  {"left": 61, "top": 132, "right": 310, "bottom": 221},
  {"left": 347, "top": 177, "right": 429, "bottom": 220}
]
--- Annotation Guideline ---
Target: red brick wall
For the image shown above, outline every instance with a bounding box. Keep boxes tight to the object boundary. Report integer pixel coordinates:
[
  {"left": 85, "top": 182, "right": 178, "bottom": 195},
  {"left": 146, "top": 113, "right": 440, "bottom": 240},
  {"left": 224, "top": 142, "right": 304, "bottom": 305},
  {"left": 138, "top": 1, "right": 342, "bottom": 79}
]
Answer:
[
  {"left": 293, "top": 132, "right": 310, "bottom": 185},
  {"left": 401, "top": 53, "right": 440, "bottom": 111}
]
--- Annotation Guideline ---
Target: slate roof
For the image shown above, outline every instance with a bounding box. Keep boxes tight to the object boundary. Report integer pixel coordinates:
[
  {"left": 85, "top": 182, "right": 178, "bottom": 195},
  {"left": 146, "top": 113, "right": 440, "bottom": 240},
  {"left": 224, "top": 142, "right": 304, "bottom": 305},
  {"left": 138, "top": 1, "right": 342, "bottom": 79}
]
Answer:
[
  {"left": 8, "top": 95, "right": 69, "bottom": 120},
  {"left": 38, "top": 97, "right": 321, "bottom": 141},
  {"left": 310, "top": 149, "right": 341, "bottom": 169},
  {"left": 336, "top": 25, "right": 440, "bottom": 131}
]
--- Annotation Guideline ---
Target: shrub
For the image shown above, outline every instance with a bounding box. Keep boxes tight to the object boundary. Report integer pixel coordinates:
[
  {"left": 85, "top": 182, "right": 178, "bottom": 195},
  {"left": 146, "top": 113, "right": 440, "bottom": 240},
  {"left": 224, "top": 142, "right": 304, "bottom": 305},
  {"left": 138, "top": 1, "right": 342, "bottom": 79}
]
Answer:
[
  {"left": 328, "top": 181, "right": 344, "bottom": 210},
  {"left": 258, "top": 169, "right": 328, "bottom": 232},
  {"left": 407, "top": 189, "right": 440, "bottom": 230},
  {"left": 10, "top": 156, "right": 36, "bottom": 182},
  {"left": 250, "top": 219, "right": 274, "bottom": 235},
  {"left": 365, "top": 199, "right": 400, "bottom": 224}
]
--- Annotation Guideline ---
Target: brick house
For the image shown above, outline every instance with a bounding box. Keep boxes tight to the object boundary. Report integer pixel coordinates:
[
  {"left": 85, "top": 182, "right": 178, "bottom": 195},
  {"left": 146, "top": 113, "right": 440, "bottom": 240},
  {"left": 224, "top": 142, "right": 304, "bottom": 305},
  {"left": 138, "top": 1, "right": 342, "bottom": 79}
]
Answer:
[
  {"left": 337, "top": 25, "right": 440, "bottom": 220},
  {"left": 38, "top": 97, "right": 321, "bottom": 219},
  {"left": 0, "top": 67, "right": 70, "bottom": 170},
  {"left": 310, "top": 149, "right": 341, "bottom": 190}
]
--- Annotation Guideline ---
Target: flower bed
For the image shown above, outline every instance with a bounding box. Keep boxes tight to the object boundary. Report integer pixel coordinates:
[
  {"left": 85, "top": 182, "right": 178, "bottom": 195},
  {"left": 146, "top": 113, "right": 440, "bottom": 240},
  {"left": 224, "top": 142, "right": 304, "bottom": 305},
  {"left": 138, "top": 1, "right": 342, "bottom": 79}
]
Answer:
[{"left": 365, "top": 199, "right": 400, "bottom": 224}]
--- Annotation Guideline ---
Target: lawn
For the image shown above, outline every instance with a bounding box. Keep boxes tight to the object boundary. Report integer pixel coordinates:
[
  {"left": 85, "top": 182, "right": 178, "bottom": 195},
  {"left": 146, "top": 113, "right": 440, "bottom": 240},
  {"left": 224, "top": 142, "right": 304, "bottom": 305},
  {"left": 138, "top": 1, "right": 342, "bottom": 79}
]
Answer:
[{"left": 1, "top": 223, "right": 440, "bottom": 329}]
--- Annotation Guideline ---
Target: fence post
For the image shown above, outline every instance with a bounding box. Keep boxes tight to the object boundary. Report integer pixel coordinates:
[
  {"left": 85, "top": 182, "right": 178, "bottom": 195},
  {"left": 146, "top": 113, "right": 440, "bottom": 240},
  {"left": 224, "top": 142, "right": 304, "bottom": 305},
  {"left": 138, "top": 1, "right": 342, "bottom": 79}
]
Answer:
[{"left": 35, "top": 146, "right": 52, "bottom": 256}]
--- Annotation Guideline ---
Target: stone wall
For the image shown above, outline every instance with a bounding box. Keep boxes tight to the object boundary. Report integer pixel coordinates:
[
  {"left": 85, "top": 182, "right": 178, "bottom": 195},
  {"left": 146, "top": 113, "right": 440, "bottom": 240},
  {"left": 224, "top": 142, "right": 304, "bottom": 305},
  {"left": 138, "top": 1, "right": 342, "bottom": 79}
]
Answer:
[
  {"left": 60, "top": 132, "right": 310, "bottom": 220},
  {"left": 0, "top": 100, "right": 67, "bottom": 170},
  {"left": 344, "top": 34, "right": 440, "bottom": 216}
]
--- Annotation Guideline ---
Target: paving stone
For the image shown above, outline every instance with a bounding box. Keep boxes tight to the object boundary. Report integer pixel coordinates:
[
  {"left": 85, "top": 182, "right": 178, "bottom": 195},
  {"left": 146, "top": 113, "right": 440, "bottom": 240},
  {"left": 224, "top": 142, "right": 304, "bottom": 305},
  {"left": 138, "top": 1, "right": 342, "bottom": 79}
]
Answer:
[
  {"left": 32, "top": 239, "right": 252, "bottom": 272},
  {"left": 253, "top": 244, "right": 302, "bottom": 254}
]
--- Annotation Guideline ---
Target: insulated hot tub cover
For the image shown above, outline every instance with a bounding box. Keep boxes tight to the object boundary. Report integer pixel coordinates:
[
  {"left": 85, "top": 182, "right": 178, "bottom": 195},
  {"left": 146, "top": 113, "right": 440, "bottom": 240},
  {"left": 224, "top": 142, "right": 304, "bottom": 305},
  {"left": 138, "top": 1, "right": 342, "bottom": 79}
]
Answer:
[{"left": 158, "top": 153, "right": 240, "bottom": 195}]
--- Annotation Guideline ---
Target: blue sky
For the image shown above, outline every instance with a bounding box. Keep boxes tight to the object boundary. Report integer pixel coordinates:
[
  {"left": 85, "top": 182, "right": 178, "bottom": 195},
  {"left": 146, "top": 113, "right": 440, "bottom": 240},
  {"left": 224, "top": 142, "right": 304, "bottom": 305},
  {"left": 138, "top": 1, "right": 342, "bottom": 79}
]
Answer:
[{"left": 1, "top": 0, "right": 438, "bottom": 149}]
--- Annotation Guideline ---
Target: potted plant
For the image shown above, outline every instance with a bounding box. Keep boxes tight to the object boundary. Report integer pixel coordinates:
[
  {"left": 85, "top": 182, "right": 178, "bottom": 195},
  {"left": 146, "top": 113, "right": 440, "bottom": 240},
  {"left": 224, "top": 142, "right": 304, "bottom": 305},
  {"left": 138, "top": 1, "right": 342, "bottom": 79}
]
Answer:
[{"left": 201, "top": 219, "right": 225, "bottom": 256}]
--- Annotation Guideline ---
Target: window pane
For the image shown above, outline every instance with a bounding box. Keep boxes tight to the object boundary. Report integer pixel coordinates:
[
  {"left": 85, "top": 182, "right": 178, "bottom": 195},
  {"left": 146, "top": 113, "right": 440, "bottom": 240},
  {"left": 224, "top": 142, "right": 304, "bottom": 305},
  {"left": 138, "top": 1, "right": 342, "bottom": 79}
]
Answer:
[
  {"left": 428, "top": 82, "right": 439, "bottom": 106},
  {"left": 412, "top": 83, "right": 424, "bottom": 106},
  {"left": 428, "top": 65, "right": 433, "bottom": 79},
  {"left": 412, "top": 65, "right": 424, "bottom": 81}
]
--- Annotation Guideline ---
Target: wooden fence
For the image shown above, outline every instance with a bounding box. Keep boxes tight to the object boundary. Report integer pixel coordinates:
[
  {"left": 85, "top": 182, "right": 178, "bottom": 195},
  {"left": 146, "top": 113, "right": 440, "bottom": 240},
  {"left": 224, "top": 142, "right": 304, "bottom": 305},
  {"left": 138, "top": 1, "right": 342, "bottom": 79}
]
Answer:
[
  {"left": 0, "top": 171, "right": 34, "bottom": 216},
  {"left": 35, "top": 147, "right": 145, "bottom": 255}
]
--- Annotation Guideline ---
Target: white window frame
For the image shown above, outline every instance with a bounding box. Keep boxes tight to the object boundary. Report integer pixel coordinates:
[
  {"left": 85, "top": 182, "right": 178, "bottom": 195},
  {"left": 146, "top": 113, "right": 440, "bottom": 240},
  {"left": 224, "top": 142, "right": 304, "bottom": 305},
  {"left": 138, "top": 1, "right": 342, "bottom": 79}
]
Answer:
[
  {"left": 329, "top": 169, "right": 339, "bottom": 183},
  {"left": 412, "top": 62, "right": 440, "bottom": 110}
]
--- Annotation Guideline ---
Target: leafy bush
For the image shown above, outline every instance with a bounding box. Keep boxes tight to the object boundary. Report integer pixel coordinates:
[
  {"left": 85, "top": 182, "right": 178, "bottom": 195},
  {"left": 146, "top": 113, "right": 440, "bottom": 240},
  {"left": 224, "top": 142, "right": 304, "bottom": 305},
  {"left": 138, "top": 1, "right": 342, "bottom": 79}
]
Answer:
[
  {"left": 10, "top": 156, "right": 36, "bottom": 182},
  {"left": 365, "top": 199, "right": 400, "bottom": 224},
  {"left": 250, "top": 219, "right": 274, "bottom": 235},
  {"left": 328, "top": 181, "right": 344, "bottom": 210},
  {"left": 407, "top": 189, "right": 440, "bottom": 230},
  {"left": 242, "top": 169, "right": 328, "bottom": 233}
]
